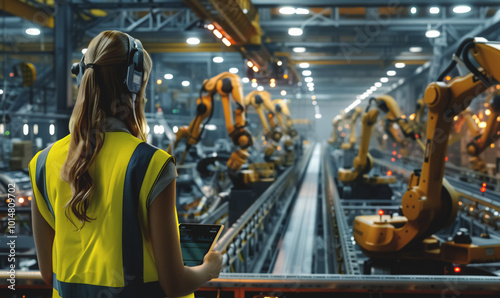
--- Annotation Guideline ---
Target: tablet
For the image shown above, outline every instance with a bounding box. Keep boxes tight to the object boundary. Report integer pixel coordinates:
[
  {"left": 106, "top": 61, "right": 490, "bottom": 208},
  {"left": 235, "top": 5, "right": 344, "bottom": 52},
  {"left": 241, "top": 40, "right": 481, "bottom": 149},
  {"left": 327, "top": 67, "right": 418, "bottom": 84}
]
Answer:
[{"left": 179, "top": 224, "right": 223, "bottom": 266}]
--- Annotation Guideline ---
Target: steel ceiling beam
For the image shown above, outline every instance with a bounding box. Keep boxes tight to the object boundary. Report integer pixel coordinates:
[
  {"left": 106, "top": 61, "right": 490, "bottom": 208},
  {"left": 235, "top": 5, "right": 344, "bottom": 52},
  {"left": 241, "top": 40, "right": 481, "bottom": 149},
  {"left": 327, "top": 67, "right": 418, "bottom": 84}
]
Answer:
[
  {"left": 259, "top": 18, "right": 487, "bottom": 28},
  {"left": 0, "top": 0, "right": 54, "bottom": 28},
  {"left": 251, "top": 0, "right": 500, "bottom": 7}
]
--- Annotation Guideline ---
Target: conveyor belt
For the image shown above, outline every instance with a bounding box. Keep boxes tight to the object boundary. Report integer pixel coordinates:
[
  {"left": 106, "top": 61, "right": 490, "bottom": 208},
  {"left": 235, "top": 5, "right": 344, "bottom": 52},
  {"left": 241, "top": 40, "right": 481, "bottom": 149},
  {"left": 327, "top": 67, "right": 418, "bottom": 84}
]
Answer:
[{"left": 272, "top": 144, "right": 320, "bottom": 274}]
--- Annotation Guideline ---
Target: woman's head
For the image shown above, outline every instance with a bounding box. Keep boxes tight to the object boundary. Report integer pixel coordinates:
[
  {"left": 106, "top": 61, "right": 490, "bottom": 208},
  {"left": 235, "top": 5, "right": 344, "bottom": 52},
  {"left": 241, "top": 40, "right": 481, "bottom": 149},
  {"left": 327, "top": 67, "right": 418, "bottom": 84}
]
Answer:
[{"left": 62, "top": 30, "right": 152, "bottom": 228}]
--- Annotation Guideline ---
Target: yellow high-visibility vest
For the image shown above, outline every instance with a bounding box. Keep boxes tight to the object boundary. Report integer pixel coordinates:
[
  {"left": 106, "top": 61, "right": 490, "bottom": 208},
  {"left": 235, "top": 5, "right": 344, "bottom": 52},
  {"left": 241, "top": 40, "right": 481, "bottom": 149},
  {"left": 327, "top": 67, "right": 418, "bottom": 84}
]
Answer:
[{"left": 29, "top": 132, "right": 193, "bottom": 298}]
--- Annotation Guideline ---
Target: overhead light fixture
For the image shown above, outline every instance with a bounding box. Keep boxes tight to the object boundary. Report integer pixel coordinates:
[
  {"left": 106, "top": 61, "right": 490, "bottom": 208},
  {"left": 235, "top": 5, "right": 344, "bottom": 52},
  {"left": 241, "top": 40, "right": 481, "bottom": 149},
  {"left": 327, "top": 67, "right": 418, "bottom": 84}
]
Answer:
[
  {"left": 380, "top": 77, "right": 389, "bottom": 83},
  {"left": 213, "top": 29, "right": 223, "bottom": 39},
  {"left": 309, "top": 87, "right": 314, "bottom": 91},
  {"left": 242, "top": 77, "right": 249, "bottom": 83},
  {"left": 299, "top": 63, "right": 310, "bottom": 69},
  {"left": 370, "top": 86, "right": 377, "bottom": 91},
  {"left": 81, "top": 48, "right": 87, "bottom": 54},
  {"left": 387, "top": 70, "right": 397, "bottom": 76},
  {"left": 207, "top": 24, "right": 215, "bottom": 30},
  {"left": 392, "top": 83, "right": 398, "bottom": 88},
  {"left": 375, "top": 82, "right": 382, "bottom": 87},
  {"left": 295, "top": 8, "right": 310, "bottom": 15},
  {"left": 222, "top": 38, "right": 232, "bottom": 47},
  {"left": 366, "top": 90, "right": 373, "bottom": 95},
  {"left": 410, "top": 7, "right": 417, "bottom": 14},
  {"left": 229, "top": 67, "right": 238, "bottom": 74},
  {"left": 252, "top": 66, "right": 259, "bottom": 72},
  {"left": 49, "top": 124, "right": 55, "bottom": 136},
  {"left": 429, "top": 7, "right": 440, "bottom": 14},
  {"left": 186, "top": 37, "right": 200, "bottom": 45},
  {"left": 453, "top": 5, "right": 471, "bottom": 14},
  {"left": 0, "top": 89, "right": 3, "bottom": 95},
  {"left": 395, "top": 62, "right": 406, "bottom": 68},
  {"left": 270, "top": 82, "right": 276, "bottom": 88},
  {"left": 251, "top": 82, "right": 258, "bottom": 88},
  {"left": 311, "top": 95, "right": 316, "bottom": 100},
  {"left": 33, "top": 124, "right": 38, "bottom": 135},
  {"left": 156, "top": 79, "right": 162, "bottom": 85},
  {"left": 277, "top": 60, "right": 283, "bottom": 66},
  {"left": 279, "top": 7, "right": 296, "bottom": 15},
  {"left": 293, "top": 47, "right": 306, "bottom": 53},
  {"left": 23, "top": 124, "right": 29, "bottom": 136},
  {"left": 302, "top": 70, "right": 311, "bottom": 76},
  {"left": 164, "top": 73, "right": 173, "bottom": 80},
  {"left": 247, "top": 61, "right": 253, "bottom": 68},
  {"left": 182, "top": 81, "right": 190, "bottom": 87},
  {"left": 213, "top": 56, "right": 224, "bottom": 63},
  {"left": 312, "top": 101, "right": 317, "bottom": 105},
  {"left": 426, "top": 29, "right": 441, "bottom": 38},
  {"left": 205, "top": 124, "right": 217, "bottom": 131},
  {"left": 307, "top": 82, "right": 314, "bottom": 88},
  {"left": 252, "top": 78, "right": 257, "bottom": 84},
  {"left": 288, "top": 27, "right": 303, "bottom": 36},
  {"left": 304, "top": 77, "right": 313, "bottom": 83},
  {"left": 26, "top": 28, "right": 41, "bottom": 36},
  {"left": 257, "top": 86, "right": 264, "bottom": 91},
  {"left": 281, "top": 90, "right": 287, "bottom": 96},
  {"left": 315, "top": 114, "right": 322, "bottom": 119},
  {"left": 409, "top": 47, "right": 423, "bottom": 53}
]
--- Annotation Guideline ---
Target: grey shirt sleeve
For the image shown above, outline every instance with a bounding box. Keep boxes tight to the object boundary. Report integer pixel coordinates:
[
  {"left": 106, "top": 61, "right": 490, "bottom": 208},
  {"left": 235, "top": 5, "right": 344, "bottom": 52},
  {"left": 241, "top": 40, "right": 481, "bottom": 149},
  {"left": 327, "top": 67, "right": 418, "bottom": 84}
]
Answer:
[{"left": 148, "top": 160, "right": 177, "bottom": 208}]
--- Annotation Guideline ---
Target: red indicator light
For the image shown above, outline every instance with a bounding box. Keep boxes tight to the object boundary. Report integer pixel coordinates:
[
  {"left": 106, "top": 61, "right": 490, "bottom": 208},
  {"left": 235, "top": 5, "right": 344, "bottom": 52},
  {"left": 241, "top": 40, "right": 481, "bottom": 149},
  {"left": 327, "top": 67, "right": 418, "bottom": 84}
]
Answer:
[
  {"left": 387, "top": 170, "right": 392, "bottom": 176},
  {"left": 378, "top": 210, "right": 384, "bottom": 216},
  {"left": 482, "top": 183, "right": 487, "bottom": 187},
  {"left": 392, "top": 151, "right": 397, "bottom": 155},
  {"left": 454, "top": 266, "right": 461, "bottom": 273},
  {"left": 9, "top": 72, "right": 14, "bottom": 77},
  {"left": 397, "top": 154, "right": 402, "bottom": 159},
  {"left": 391, "top": 157, "right": 395, "bottom": 162},
  {"left": 481, "top": 187, "right": 486, "bottom": 193},
  {"left": 445, "top": 75, "right": 451, "bottom": 81},
  {"left": 445, "top": 156, "right": 448, "bottom": 161}
]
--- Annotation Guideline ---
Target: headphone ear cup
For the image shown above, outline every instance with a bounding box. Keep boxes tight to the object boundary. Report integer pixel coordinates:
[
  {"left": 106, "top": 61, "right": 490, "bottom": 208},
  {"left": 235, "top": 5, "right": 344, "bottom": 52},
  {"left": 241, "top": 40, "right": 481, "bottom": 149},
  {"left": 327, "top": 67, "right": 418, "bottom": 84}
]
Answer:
[
  {"left": 71, "top": 56, "right": 85, "bottom": 87},
  {"left": 125, "top": 51, "right": 143, "bottom": 94}
]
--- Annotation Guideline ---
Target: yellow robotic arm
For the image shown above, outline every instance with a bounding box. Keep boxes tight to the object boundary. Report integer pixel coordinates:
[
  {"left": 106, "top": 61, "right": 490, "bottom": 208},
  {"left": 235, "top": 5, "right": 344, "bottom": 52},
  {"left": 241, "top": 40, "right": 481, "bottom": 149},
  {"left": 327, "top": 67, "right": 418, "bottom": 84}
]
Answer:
[
  {"left": 272, "top": 99, "right": 298, "bottom": 139},
  {"left": 354, "top": 37, "right": 500, "bottom": 256},
  {"left": 341, "top": 107, "right": 362, "bottom": 150},
  {"left": 374, "top": 95, "right": 415, "bottom": 140},
  {"left": 328, "top": 114, "right": 344, "bottom": 144},
  {"left": 467, "top": 92, "right": 500, "bottom": 172},
  {"left": 167, "top": 72, "right": 253, "bottom": 171},
  {"left": 338, "top": 109, "right": 379, "bottom": 183},
  {"left": 244, "top": 90, "right": 282, "bottom": 142}
]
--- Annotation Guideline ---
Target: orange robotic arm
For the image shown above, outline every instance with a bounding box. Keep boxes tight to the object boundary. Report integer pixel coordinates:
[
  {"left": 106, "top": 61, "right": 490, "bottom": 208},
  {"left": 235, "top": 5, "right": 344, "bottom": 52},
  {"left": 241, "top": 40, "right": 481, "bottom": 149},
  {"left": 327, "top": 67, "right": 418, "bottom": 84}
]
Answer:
[
  {"left": 354, "top": 37, "right": 499, "bottom": 254},
  {"left": 341, "top": 107, "right": 362, "bottom": 150},
  {"left": 168, "top": 72, "right": 252, "bottom": 170}
]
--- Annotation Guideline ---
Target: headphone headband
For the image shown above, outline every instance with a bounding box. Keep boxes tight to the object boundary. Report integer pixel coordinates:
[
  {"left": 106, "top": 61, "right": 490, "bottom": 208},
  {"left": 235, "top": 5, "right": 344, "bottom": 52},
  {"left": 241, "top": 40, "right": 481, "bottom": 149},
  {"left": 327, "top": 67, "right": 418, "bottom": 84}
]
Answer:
[{"left": 71, "top": 32, "right": 144, "bottom": 95}]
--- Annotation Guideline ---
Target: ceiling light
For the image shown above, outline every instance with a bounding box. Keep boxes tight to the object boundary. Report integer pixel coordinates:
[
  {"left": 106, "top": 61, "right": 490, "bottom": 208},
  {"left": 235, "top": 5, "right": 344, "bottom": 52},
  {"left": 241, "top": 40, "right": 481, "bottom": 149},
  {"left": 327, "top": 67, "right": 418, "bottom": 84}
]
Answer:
[
  {"left": 213, "top": 56, "right": 224, "bottom": 63},
  {"left": 26, "top": 28, "right": 40, "bottom": 36},
  {"left": 305, "top": 77, "right": 313, "bottom": 82},
  {"left": 243, "top": 9, "right": 248, "bottom": 14},
  {"left": 277, "top": 60, "right": 283, "bottom": 66},
  {"left": 288, "top": 27, "right": 303, "bottom": 36},
  {"left": 307, "top": 82, "right": 314, "bottom": 87},
  {"left": 302, "top": 70, "right": 311, "bottom": 76},
  {"left": 81, "top": 48, "right": 87, "bottom": 54},
  {"left": 370, "top": 86, "right": 377, "bottom": 91},
  {"left": 164, "top": 74, "right": 173, "bottom": 80},
  {"left": 293, "top": 47, "right": 306, "bottom": 53},
  {"left": 182, "top": 81, "right": 190, "bottom": 87},
  {"left": 309, "top": 87, "right": 314, "bottom": 91},
  {"left": 387, "top": 70, "right": 396, "bottom": 76},
  {"left": 296, "top": 8, "right": 310, "bottom": 15},
  {"left": 311, "top": 95, "right": 316, "bottom": 100},
  {"left": 380, "top": 77, "right": 389, "bottom": 83},
  {"left": 299, "top": 62, "right": 310, "bottom": 68},
  {"left": 0, "top": 89, "right": 3, "bottom": 95},
  {"left": 242, "top": 77, "right": 249, "bottom": 83},
  {"left": 229, "top": 67, "right": 238, "bottom": 74},
  {"left": 252, "top": 66, "right": 259, "bottom": 72},
  {"left": 410, "top": 7, "right": 417, "bottom": 14},
  {"left": 395, "top": 62, "right": 406, "bottom": 68},
  {"left": 409, "top": 47, "right": 423, "bottom": 53},
  {"left": 156, "top": 79, "right": 162, "bottom": 85},
  {"left": 426, "top": 29, "right": 441, "bottom": 38},
  {"left": 207, "top": 24, "right": 215, "bottom": 30},
  {"left": 312, "top": 101, "right": 317, "bottom": 105},
  {"left": 429, "top": 7, "right": 440, "bottom": 14},
  {"left": 375, "top": 82, "right": 382, "bottom": 87},
  {"left": 247, "top": 61, "right": 253, "bottom": 68},
  {"left": 366, "top": 90, "right": 373, "bottom": 95},
  {"left": 252, "top": 82, "right": 258, "bottom": 88},
  {"left": 281, "top": 90, "right": 287, "bottom": 96},
  {"left": 257, "top": 86, "right": 264, "bottom": 91},
  {"left": 213, "top": 29, "right": 223, "bottom": 39},
  {"left": 222, "top": 38, "right": 232, "bottom": 47},
  {"left": 270, "top": 82, "right": 276, "bottom": 88},
  {"left": 453, "top": 5, "right": 471, "bottom": 14},
  {"left": 315, "top": 114, "right": 322, "bottom": 119},
  {"left": 392, "top": 83, "right": 398, "bottom": 88},
  {"left": 279, "top": 7, "right": 296, "bottom": 15},
  {"left": 186, "top": 37, "right": 200, "bottom": 45}
]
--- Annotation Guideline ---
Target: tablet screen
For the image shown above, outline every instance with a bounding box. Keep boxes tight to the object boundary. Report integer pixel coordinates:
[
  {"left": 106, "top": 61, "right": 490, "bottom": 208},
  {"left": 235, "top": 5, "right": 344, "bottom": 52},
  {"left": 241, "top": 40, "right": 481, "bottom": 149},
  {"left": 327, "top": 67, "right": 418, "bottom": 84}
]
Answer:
[{"left": 179, "top": 224, "right": 223, "bottom": 266}]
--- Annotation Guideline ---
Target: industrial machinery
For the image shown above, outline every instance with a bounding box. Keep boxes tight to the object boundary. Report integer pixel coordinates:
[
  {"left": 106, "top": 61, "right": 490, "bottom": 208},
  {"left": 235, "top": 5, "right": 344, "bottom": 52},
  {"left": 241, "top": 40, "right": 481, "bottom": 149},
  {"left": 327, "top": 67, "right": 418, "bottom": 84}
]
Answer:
[
  {"left": 243, "top": 90, "right": 282, "bottom": 162},
  {"left": 372, "top": 95, "right": 417, "bottom": 156},
  {"left": 340, "top": 107, "right": 362, "bottom": 150},
  {"left": 271, "top": 99, "right": 298, "bottom": 166},
  {"left": 167, "top": 72, "right": 253, "bottom": 172},
  {"left": 354, "top": 38, "right": 500, "bottom": 269},
  {"left": 466, "top": 91, "right": 500, "bottom": 173},
  {"left": 337, "top": 107, "right": 395, "bottom": 199},
  {"left": 328, "top": 112, "right": 347, "bottom": 147}
]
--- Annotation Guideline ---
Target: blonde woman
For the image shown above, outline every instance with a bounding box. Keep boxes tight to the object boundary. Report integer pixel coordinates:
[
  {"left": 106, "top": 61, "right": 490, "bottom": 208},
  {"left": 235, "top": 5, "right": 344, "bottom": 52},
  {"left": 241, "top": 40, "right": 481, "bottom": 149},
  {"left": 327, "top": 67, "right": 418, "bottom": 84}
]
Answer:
[{"left": 29, "top": 30, "right": 222, "bottom": 298}]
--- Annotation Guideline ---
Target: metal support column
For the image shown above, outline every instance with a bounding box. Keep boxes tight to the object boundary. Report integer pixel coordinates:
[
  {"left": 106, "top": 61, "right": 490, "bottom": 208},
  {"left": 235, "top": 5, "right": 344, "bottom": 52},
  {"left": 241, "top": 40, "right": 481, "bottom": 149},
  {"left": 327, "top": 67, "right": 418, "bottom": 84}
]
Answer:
[{"left": 54, "top": 2, "right": 72, "bottom": 139}]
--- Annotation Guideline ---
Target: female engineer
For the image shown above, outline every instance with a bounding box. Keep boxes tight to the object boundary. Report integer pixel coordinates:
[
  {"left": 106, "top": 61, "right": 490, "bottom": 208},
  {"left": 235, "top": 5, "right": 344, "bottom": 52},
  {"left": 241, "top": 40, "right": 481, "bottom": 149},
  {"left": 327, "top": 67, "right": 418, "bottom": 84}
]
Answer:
[{"left": 29, "top": 30, "right": 222, "bottom": 298}]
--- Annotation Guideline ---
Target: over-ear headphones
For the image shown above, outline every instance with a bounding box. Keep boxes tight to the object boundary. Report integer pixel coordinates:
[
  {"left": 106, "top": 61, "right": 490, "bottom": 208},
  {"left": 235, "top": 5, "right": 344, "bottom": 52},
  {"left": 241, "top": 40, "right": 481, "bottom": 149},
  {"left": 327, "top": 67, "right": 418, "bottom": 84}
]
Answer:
[{"left": 71, "top": 33, "right": 144, "bottom": 94}]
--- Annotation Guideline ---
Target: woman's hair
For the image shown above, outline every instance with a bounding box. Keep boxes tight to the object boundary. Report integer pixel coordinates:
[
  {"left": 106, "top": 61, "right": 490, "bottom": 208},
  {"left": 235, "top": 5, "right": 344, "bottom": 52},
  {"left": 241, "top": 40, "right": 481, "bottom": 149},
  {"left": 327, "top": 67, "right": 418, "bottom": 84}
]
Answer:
[{"left": 61, "top": 30, "right": 152, "bottom": 228}]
